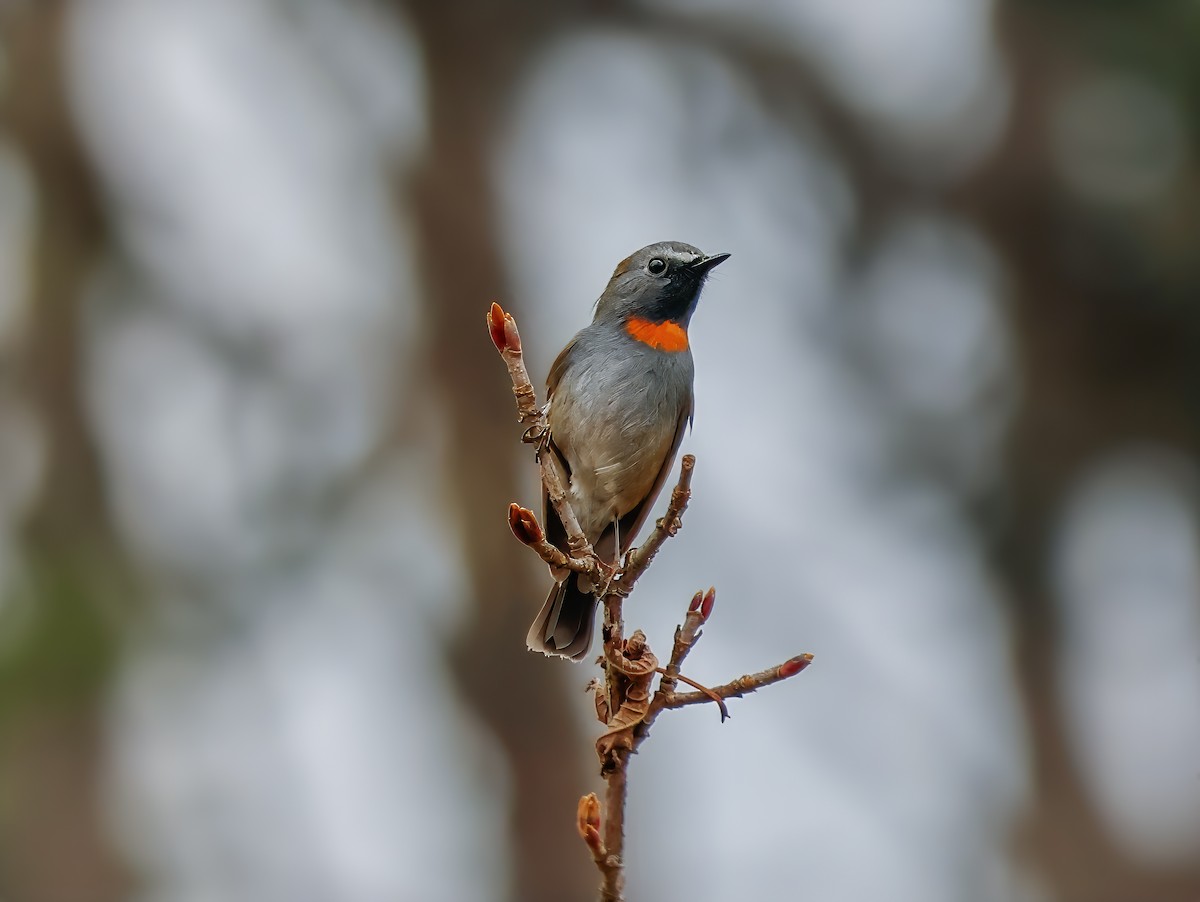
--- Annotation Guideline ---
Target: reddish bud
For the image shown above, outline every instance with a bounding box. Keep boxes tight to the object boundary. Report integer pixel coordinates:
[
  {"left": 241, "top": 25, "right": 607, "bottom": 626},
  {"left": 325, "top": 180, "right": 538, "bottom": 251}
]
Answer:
[
  {"left": 503, "top": 313, "right": 522, "bottom": 353},
  {"left": 508, "top": 503, "right": 543, "bottom": 545},
  {"left": 582, "top": 825, "right": 602, "bottom": 853},
  {"left": 521, "top": 508, "right": 543, "bottom": 543},
  {"left": 487, "top": 302, "right": 507, "bottom": 352},
  {"left": 577, "top": 793, "right": 602, "bottom": 841},
  {"left": 688, "top": 590, "right": 703, "bottom": 613},
  {"left": 779, "top": 654, "right": 813, "bottom": 678},
  {"left": 700, "top": 586, "right": 716, "bottom": 622}
]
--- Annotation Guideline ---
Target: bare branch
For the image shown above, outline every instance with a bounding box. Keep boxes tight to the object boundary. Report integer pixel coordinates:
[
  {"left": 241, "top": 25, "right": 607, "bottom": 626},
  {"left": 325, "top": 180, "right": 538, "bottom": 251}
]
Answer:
[
  {"left": 612, "top": 453, "right": 696, "bottom": 594},
  {"left": 589, "top": 632, "right": 658, "bottom": 901},
  {"left": 597, "top": 455, "right": 696, "bottom": 713},
  {"left": 648, "top": 587, "right": 719, "bottom": 719},
  {"left": 664, "top": 654, "right": 815, "bottom": 710},
  {"left": 487, "top": 302, "right": 539, "bottom": 425},
  {"left": 576, "top": 792, "right": 623, "bottom": 901},
  {"left": 488, "top": 302, "right": 597, "bottom": 567},
  {"left": 599, "top": 758, "right": 626, "bottom": 902}
]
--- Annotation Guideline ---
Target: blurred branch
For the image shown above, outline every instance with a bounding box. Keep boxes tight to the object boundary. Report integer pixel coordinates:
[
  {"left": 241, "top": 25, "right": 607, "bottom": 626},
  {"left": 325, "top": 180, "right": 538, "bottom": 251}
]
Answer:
[
  {"left": 404, "top": 4, "right": 594, "bottom": 897},
  {"left": 0, "top": 6, "right": 134, "bottom": 901},
  {"left": 489, "top": 303, "right": 811, "bottom": 902}
]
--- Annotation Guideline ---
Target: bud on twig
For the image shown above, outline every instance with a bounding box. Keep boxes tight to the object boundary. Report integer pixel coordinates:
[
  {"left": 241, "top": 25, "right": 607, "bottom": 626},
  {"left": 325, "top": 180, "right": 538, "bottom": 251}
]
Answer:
[
  {"left": 779, "top": 654, "right": 814, "bottom": 678},
  {"left": 503, "top": 312, "right": 521, "bottom": 353},
  {"left": 487, "top": 302, "right": 508, "bottom": 352},
  {"left": 700, "top": 586, "right": 716, "bottom": 622},
  {"left": 507, "top": 503, "right": 544, "bottom": 545},
  {"left": 578, "top": 793, "right": 602, "bottom": 835},
  {"left": 577, "top": 793, "right": 604, "bottom": 858}
]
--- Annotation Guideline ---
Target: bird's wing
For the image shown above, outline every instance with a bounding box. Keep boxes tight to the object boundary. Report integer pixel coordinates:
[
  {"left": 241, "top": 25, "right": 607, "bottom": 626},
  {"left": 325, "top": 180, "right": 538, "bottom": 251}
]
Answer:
[
  {"left": 542, "top": 335, "right": 579, "bottom": 571},
  {"left": 596, "top": 396, "right": 693, "bottom": 565},
  {"left": 546, "top": 334, "right": 579, "bottom": 399},
  {"left": 541, "top": 434, "right": 572, "bottom": 576}
]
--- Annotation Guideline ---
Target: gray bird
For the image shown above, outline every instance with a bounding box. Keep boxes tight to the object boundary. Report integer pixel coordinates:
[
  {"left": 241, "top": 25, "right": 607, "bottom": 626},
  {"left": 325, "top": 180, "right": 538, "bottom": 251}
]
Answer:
[{"left": 527, "top": 241, "right": 729, "bottom": 660}]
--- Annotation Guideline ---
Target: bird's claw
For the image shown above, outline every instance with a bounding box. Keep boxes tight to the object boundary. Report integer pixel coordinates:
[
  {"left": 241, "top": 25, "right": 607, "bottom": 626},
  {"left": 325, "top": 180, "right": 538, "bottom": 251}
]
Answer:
[
  {"left": 522, "top": 421, "right": 548, "bottom": 445},
  {"left": 594, "top": 555, "right": 622, "bottom": 597}
]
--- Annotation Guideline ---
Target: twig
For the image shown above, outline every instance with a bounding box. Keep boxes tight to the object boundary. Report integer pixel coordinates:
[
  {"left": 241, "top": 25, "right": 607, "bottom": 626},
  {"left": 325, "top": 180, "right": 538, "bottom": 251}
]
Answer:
[
  {"left": 487, "top": 302, "right": 541, "bottom": 427},
  {"left": 599, "top": 756, "right": 626, "bottom": 902},
  {"left": 599, "top": 456, "right": 696, "bottom": 743},
  {"left": 664, "top": 654, "right": 814, "bottom": 709},
  {"left": 576, "top": 793, "right": 620, "bottom": 900},
  {"left": 488, "top": 303, "right": 597, "bottom": 567},
  {"left": 507, "top": 503, "right": 596, "bottom": 576},
  {"left": 665, "top": 587, "right": 713, "bottom": 679},
  {"left": 649, "top": 587, "right": 724, "bottom": 720},
  {"left": 592, "top": 630, "right": 657, "bottom": 900},
  {"left": 657, "top": 668, "right": 728, "bottom": 718},
  {"left": 613, "top": 453, "right": 696, "bottom": 593}
]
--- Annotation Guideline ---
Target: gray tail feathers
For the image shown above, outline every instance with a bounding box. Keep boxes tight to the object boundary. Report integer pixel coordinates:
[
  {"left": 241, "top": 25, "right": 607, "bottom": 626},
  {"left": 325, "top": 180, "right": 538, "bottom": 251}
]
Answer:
[{"left": 526, "top": 574, "right": 597, "bottom": 661}]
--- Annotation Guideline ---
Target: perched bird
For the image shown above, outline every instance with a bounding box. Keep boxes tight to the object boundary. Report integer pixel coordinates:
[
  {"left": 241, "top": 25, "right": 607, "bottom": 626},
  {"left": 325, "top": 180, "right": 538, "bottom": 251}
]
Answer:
[{"left": 527, "top": 241, "right": 729, "bottom": 660}]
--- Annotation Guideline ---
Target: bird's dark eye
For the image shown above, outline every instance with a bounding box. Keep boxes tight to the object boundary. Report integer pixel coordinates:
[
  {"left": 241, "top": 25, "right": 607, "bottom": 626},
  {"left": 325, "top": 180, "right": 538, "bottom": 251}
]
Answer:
[{"left": 647, "top": 258, "right": 666, "bottom": 274}]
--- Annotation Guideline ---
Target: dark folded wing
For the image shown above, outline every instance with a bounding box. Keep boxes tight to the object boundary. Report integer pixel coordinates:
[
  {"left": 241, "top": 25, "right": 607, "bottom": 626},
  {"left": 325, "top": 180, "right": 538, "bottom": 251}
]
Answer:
[{"left": 542, "top": 336, "right": 579, "bottom": 563}]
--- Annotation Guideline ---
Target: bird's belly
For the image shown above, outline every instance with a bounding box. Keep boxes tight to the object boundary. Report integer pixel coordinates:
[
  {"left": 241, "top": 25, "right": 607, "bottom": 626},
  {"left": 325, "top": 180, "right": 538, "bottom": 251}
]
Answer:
[
  {"left": 547, "top": 338, "right": 692, "bottom": 542},
  {"left": 556, "top": 404, "right": 679, "bottom": 540}
]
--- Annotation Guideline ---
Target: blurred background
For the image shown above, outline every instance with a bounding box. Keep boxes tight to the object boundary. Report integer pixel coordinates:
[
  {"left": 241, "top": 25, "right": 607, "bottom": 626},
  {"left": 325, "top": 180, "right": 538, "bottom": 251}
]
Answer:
[{"left": 0, "top": 1, "right": 1198, "bottom": 900}]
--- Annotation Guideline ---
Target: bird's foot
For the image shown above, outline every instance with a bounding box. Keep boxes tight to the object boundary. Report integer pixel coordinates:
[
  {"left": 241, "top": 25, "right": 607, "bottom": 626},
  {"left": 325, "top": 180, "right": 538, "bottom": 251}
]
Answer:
[{"left": 594, "top": 555, "right": 620, "bottom": 597}]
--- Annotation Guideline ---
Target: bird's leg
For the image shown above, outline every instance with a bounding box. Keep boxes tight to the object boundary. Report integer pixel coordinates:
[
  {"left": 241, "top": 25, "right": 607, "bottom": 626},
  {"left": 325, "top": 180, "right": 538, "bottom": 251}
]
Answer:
[
  {"left": 527, "top": 418, "right": 551, "bottom": 451},
  {"left": 655, "top": 667, "right": 731, "bottom": 722},
  {"left": 597, "top": 517, "right": 621, "bottom": 596}
]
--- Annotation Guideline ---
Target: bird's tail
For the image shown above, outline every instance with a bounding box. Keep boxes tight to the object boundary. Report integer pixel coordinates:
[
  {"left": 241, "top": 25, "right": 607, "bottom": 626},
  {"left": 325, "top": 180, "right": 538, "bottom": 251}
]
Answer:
[{"left": 526, "top": 573, "right": 597, "bottom": 661}]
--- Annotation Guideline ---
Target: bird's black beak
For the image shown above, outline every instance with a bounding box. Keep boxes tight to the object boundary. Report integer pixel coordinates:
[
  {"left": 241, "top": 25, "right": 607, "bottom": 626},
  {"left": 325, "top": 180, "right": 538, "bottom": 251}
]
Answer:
[{"left": 688, "top": 252, "right": 731, "bottom": 276}]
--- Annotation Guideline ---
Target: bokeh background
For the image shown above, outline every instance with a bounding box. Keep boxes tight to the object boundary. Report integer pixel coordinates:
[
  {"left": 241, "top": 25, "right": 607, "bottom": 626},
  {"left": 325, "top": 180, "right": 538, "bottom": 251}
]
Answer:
[{"left": 0, "top": 1, "right": 1198, "bottom": 900}]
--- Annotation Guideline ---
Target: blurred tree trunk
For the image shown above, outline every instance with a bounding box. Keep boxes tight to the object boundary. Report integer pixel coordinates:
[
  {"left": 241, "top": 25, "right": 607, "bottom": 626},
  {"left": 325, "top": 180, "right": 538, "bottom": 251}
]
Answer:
[
  {"left": 403, "top": 3, "right": 593, "bottom": 900},
  {"left": 956, "top": 10, "right": 1200, "bottom": 901},
  {"left": 0, "top": 3, "right": 129, "bottom": 901}
]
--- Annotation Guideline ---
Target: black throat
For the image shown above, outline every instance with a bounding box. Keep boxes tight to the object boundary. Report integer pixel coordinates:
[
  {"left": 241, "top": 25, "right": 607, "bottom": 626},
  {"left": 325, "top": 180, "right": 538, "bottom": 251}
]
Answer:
[{"left": 643, "top": 273, "right": 704, "bottom": 324}]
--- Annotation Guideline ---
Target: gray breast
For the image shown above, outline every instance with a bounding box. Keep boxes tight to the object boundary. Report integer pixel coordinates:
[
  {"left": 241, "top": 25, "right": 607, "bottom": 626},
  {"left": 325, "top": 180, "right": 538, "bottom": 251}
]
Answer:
[{"left": 548, "top": 327, "right": 693, "bottom": 541}]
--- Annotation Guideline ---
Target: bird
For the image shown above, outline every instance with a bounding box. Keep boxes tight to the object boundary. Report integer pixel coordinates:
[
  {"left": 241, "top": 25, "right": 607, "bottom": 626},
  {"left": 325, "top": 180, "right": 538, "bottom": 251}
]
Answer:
[{"left": 526, "top": 241, "right": 729, "bottom": 660}]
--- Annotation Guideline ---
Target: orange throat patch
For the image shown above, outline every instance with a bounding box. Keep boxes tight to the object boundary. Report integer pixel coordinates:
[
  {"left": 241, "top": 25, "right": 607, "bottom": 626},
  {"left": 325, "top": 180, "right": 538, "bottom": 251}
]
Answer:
[{"left": 625, "top": 317, "right": 689, "bottom": 352}]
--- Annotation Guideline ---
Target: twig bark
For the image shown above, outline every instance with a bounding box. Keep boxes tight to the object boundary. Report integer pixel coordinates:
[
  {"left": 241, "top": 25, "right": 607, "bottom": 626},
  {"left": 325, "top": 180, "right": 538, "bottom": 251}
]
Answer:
[
  {"left": 599, "top": 757, "right": 626, "bottom": 902},
  {"left": 598, "top": 455, "right": 696, "bottom": 743},
  {"left": 489, "top": 302, "right": 812, "bottom": 902},
  {"left": 663, "top": 654, "right": 814, "bottom": 709},
  {"left": 576, "top": 792, "right": 620, "bottom": 899},
  {"left": 614, "top": 453, "right": 696, "bottom": 591},
  {"left": 488, "top": 303, "right": 596, "bottom": 565}
]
